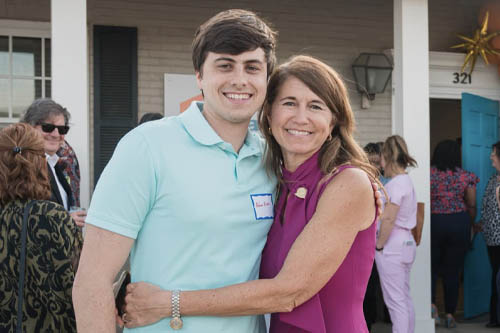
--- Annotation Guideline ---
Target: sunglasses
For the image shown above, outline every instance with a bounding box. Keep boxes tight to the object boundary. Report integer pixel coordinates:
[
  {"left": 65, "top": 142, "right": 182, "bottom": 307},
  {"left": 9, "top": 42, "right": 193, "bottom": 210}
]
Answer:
[{"left": 40, "top": 123, "right": 70, "bottom": 135}]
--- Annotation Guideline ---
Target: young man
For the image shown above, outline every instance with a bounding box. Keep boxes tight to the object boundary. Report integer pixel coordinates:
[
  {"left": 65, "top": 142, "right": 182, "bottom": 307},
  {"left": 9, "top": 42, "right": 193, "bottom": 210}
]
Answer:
[{"left": 72, "top": 9, "right": 278, "bottom": 333}]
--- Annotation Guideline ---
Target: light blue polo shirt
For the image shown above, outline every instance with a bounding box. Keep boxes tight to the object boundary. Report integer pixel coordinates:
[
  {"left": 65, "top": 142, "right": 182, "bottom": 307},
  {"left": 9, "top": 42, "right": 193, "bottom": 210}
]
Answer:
[{"left": 87, "top": 102, "right": 276, "bottom": 332}]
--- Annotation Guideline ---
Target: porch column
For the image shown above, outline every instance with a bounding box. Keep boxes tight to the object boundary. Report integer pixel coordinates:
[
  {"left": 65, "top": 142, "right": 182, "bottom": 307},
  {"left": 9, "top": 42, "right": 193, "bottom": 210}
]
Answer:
[
  {"left": 51, "top": 0, "right": 90, "bottom": 208},
  {"left": 393, "top": 0, "right": 433, "bottom": 332}
]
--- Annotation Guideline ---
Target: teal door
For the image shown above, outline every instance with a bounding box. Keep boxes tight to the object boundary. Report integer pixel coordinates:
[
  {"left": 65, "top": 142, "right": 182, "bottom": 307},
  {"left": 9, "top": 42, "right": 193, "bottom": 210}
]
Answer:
[{"left": 463, "top": 93, "right": 499, "bottom": 318}]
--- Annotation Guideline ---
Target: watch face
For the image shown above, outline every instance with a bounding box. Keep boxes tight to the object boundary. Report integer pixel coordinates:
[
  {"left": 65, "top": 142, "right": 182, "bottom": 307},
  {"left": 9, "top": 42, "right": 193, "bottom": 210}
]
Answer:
[{"left": 170, "top": 317, "right": 183, "bottom": 330}]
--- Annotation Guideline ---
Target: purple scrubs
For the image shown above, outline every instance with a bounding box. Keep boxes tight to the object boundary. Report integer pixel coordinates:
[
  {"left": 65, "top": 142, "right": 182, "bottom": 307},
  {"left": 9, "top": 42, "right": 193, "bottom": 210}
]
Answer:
[{"left": 375, "top": 174, "right": 417, "bottom": 333}]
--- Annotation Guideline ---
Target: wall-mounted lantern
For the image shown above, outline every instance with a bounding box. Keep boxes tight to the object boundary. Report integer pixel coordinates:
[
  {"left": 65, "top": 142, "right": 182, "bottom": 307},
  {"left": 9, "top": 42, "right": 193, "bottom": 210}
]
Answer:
[{"left": 352, "top": 53, "right": 393, "bottom": 109}]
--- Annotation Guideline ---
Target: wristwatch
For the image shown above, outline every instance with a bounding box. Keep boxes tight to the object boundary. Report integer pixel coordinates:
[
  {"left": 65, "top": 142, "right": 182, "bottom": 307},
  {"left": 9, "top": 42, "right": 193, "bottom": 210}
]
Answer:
[
  {"left": 170, "top": 290, "right": 183, "bottom": 330},
  {"left": 375, "top": 246, "right": 384, "bottom": 251}
]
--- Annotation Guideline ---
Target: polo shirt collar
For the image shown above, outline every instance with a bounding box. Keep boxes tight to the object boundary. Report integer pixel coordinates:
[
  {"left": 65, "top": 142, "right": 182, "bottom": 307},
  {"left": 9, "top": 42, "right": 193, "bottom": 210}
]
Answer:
[
  {"left": 180, "top": 101, "right": 224, "bottom": 146},
  {"left": 180, "top": 101, "right": 262, "bottom": 156}
]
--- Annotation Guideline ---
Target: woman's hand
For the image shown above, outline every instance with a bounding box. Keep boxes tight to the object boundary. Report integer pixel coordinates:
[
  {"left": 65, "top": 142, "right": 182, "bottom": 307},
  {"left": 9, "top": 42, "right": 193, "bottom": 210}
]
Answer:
[
  {"left": 372, "top": 181, "right": 384, "bottom": 217},
  {"left": 122, "top": 282, "right": 171, "bottom": 328},
  {"left": 472, "top": 221, "right": 483, "bottom": 234},
  {"left": 70, "top": 210, "right": 87, "bottom": 228}
]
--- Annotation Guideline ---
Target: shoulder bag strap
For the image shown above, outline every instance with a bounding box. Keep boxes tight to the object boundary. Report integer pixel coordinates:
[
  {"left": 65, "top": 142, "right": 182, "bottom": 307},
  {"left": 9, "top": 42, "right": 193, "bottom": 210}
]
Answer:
[{"left": 16, "top": 200, "right": 36, "bottom": 333}]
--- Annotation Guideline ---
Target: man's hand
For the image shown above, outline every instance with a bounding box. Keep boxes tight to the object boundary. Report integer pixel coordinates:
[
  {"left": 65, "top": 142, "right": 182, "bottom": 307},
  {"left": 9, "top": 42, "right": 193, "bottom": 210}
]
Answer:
[{"left": 121, "top": 282, "right": 170, "bottom": 328}]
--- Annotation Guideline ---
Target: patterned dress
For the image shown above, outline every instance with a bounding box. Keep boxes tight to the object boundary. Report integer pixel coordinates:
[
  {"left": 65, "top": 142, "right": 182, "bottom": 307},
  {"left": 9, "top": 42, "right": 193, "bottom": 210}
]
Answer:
[
  {"left": 430, "top": 166, "right": 479, "bottom": 214},
  {"left": 482, "top": 174, "right": 500, "bottom": 246},
  {"left": 0, "top": 200, "right": 82, "bottom": 332}
]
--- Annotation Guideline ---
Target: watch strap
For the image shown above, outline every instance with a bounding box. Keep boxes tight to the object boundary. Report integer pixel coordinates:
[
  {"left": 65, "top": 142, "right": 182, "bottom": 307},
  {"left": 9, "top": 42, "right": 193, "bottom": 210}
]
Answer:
[{"left": 170, "top": 290, "right": 183, "bottom": 330}]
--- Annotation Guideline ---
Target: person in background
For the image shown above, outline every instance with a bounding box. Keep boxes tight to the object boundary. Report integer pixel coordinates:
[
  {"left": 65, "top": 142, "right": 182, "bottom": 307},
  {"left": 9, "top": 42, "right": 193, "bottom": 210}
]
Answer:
[
  {"left": 377, "top": 141, "right": 390, "bottom": 185},
  {"left": 430, "top": 139, "right": 478, "bottom": 328},
  {"left": 0, "top": 123, "right": 82, "bottom": 331},
  {"left": 375, "top": 135, "right": 418, "bottom": 333},
  {"left": 365, "top": 142, "right": 390, "bottom": 184},
  {"left": 363, "top": 142, "right": 382, "bottom": 332},
  {"left": 138, "top": 112, "right": 163, "bottom": 125},
  {"left": 20, "top": 98, "right": 86, "bottom": 229},
  {"left": 365, "top": 143, "right": 382, "bottom": 172},
  {"left": 496, "top": 176, "right": 500, "bottom": 326},
  {"left": 480, "top": 141, "right": 500, "bottom": 328},
  {"left": 57, "top": 140, "right": 81, "bottom": 207},
  {"left": 363, "top": 142, "right": 392, "bottom": 330}
]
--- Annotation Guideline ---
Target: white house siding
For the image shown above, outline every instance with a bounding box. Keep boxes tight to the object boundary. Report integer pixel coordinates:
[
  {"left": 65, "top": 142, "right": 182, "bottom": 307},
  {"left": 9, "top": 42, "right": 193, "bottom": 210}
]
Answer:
[{"left": 0, "top": 0, "right": 50, "bottom": 21}]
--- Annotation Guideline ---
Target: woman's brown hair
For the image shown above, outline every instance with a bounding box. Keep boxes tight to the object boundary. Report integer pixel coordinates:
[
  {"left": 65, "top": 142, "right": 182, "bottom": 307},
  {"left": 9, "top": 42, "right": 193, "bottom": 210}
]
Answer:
[
  {"left": 382, "top": 135, "right": 417, "bottom": 171},
  {"left": 258, "top": 55, "right": 378, "bottom": 184},
  {"left": 0, "top": 123, "right": 51, "bottom": 204}
]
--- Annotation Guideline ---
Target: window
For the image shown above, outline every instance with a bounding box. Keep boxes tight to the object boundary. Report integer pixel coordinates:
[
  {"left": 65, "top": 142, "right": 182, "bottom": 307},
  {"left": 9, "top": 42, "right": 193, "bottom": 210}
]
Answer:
[{"left": 0, "top": 21, "right": 51, "bottom": 123}]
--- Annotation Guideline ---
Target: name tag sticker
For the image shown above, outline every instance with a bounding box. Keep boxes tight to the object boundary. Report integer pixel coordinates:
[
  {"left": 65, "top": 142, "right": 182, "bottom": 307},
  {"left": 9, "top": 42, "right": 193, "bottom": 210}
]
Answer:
[{"left": 250, "top": 193, "right": 274, "bottom": 220}]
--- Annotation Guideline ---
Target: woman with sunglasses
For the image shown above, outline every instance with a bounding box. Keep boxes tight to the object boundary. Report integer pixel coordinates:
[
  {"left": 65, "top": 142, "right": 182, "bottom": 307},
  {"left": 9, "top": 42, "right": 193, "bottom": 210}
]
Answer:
[{"left": 21, "top": 98, "right": 86, "bottom": 228}]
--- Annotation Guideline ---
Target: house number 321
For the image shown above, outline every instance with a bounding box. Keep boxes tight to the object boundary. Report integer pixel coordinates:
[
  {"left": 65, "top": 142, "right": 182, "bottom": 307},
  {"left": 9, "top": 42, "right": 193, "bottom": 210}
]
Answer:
[{"left": 452, "top": 72, "right": 471, "bottom": 84}]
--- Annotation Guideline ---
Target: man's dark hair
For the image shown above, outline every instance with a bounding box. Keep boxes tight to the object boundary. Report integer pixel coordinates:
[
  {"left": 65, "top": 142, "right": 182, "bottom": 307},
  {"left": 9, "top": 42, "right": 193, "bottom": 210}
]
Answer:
[
  {"left": 432, "top": 140, "right": 461, "bottom": 171},
  {"left": 192, "top": 9, "right": 277, "bottom": 77},
  {"left": 138, "top": 112, "right": 163, "bottom": 125},
  {"left": 364, "top": 142, "right": 381, "bottom": 155}
]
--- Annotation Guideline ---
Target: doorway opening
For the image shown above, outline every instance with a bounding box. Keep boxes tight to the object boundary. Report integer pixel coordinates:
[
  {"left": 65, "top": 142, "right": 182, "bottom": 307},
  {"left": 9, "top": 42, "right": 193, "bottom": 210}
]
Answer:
[
  {"left": 430, "top": 98, "right": 461, "bottom": 155},
  {"left": 429, "top": 98, "right": 466, "bottom": 318}
]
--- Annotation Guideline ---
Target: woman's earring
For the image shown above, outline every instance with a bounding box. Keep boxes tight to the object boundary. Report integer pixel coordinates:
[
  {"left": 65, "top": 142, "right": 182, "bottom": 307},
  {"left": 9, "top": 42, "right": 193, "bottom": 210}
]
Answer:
[{"left": 268, "top": 127, "right": 272, "bottom": 135}]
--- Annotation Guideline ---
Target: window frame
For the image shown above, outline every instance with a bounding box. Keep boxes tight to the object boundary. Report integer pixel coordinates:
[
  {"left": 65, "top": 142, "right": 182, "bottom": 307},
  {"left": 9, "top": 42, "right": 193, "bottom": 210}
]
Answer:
[{"left": 0, "top": 20, "right": 51, "bottom": 124}]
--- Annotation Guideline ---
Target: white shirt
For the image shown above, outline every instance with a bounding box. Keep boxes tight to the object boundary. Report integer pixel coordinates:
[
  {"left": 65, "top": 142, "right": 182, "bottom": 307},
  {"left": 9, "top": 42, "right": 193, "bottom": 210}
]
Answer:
[{"left": 46, "top": 153, "right": 68, "bottom": 210}]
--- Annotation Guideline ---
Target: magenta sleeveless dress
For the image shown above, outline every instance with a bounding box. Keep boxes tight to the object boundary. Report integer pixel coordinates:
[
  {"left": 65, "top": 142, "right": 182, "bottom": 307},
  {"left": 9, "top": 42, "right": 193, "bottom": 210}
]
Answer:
[{"left": 260, "top": 152, "right": 376, "bottom": 333}]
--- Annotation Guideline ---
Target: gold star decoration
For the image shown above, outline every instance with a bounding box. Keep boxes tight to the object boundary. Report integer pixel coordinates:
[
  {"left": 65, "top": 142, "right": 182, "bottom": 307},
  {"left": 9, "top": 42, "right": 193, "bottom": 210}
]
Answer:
[{"left": 451, "top": 11, "right": 500, "bottom": 74}]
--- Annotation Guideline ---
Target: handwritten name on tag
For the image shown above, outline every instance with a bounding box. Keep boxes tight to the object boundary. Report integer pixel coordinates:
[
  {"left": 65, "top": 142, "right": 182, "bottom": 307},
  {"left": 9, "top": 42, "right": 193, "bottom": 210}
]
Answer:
[{"left": 250, "top": 193, "right": 274, "bottom": 220}]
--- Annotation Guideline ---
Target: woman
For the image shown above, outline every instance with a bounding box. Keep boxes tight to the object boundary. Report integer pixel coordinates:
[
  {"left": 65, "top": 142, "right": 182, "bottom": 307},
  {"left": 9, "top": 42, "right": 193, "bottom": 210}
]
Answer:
[
  {"left": 375, "top": 135, "right": 417, "bottom": 333},
  {"left": 430, "top": 140, "right": 478, "bottom": 328},
  {"left": 119, "top": 55, "right": 379, "bottom": 332},
  {"left": 481, "top": 141, "right": 500, "bottom": 328},
  {"left": 0, "top": 123, "right": 82, "bottom": 331},
  {"left": 21, "top": 98, "right": 86, "bottom": 228}
]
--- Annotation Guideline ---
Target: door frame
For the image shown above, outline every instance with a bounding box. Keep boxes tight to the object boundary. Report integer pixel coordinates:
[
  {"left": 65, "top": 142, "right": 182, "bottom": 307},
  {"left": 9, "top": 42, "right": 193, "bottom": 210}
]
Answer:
[
  {"left": 428, "top": 51, "right": 500, "bottom": 100},
  {"left": 391, "top": 51, "right": 500, "bottom": 133}
]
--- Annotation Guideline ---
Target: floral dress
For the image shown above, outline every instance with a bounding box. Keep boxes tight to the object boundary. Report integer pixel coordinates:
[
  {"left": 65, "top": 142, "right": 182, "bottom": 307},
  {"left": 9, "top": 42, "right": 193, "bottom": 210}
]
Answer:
[
  {"left": 430, "top": 167, "right": 479, "bottom": 214},
  {"left": 0, "top": 200, "right": 82, "bottom": 332}
]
